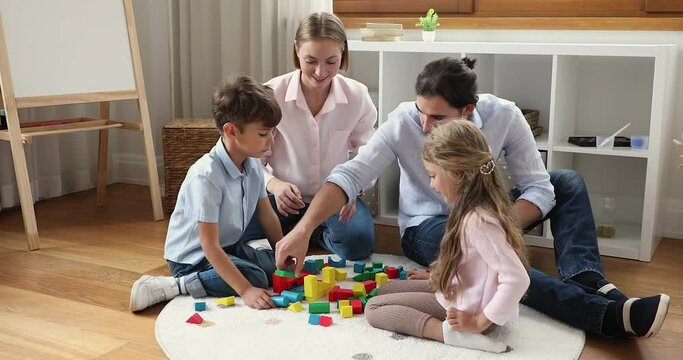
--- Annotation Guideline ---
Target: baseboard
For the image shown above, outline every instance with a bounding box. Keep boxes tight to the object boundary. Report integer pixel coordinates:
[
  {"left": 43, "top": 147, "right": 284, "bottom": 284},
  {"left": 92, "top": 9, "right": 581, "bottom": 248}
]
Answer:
[
  {"left": 663, "top": 199, "right": 683, "bottom": 239},
  {"left": 111, "top": 153, "right": 165, "bottom": 194}
]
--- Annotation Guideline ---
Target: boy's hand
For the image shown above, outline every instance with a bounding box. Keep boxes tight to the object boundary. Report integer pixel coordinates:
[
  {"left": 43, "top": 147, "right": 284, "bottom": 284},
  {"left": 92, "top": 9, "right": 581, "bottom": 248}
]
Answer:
[
  {"left": 241, "top": 287, "right": 276, "bottom": 310},
  {"left": 270, "top": 179, "right": 305, "bottom": 216},
  {"left": 446, "top": 308, "right": 492, "bottom": 333},
  {"left": 407, "top": 270, "right": 430, "bottom": 280}
]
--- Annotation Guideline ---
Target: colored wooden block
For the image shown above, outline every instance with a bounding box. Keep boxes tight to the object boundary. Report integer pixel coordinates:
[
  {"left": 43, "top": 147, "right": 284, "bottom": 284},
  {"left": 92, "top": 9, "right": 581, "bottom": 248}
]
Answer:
[
  {"left": 281, "top": 290, "right": 304, "bottom": 303},
  {"left": 215, "top": 296, "right": 235, "bottom": 306},
  {"left": 335, "top": 269, "right": 347, "bottom": 281},
  {"left": 288, "top": 301, "right": 304, "bottom": 313},
  {"left": 315, "top": 258, "right": 325, "bottom": 270},
  {"left": 186, "top": 313, "right": 204, "bottom": 324},
  {"left": 273, "top": 272, "right": 303, "bottom": 294},
  {"left": 271, "top": 295, "right": 290, "bottom": 307},
  {"left": 330, "top": 287, "right": 354, "bottom": 302},
  {"left": 351, "top": 299, "right": 363, "bottom": 314},
  {"left": 309, "top": 302, "right": 331, "bottom": 314},
  {"left": 363, "top": 280, "right": 376, "bottom": 293},
  {"left": 368, "top": 288, "right": 379, "bottom": 298},
  {"left": 338, "top": 299, "right": 350, "bottom": 308},
  {"left": 319, "top": 315, "right": 334, "bottom": 327},
  {"left": 340, "top": 305, "right": 353, "bottom": 318},
  {"left": 304, "top": 274, "right": 321, "bottom": 301},
  {"left": 308, "top": 314, "right": 321, "bottom": 325},
  {"left": 291, "top": 285, "right": 305, "bottom": 293},
  {"left": 372, "top": 261, "right": 383, "bottom": 269},
  {"left": 375, "top": 273, "right": 389, "bottom": 286},
  {"left": 328, "top": 285, "right": 341, "bottom": 302},
  {"left": 328, "top": 256, "right": 347, "bottom": 268},
  {"left": 353, "top": 283, "right": 367, "bottom": 297},
  {"left": 359, "top": 296, "right": 367, "bottom": 310},
  {"left": 399, "top": 270, "right": 407, "bottom": 280},
  {"left": 353, "top": 262, "right": 365, "bottom": 273},
  {"left": 304, "top": 259, "right": 319, "bottom": 274},
  {"left": 397, "top": 266, "right": 405, "bottom": 272},
  {"left": 386, "top": 266, "right": 399, "bottom": 279},
  {"left": 194, "top": 302, "right": 206, "bottom": 311},
  {"left": 322, "top": 267, "right": 337, "bottom": 284},
  {"left": 352, "top": 272, "right": 375, "bottom": 282},
  {"left": 317, "top": 281, "right": 334, "bottom": 298},
  {"left": 275, "top": 269, "right": 295, "bottom": 278}
]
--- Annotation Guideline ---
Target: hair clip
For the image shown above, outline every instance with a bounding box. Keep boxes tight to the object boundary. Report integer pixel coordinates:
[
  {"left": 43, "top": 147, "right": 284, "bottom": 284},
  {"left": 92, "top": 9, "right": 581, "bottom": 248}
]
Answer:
[{"left": 479, "top": 159, "right": 495, "bottom": 175}]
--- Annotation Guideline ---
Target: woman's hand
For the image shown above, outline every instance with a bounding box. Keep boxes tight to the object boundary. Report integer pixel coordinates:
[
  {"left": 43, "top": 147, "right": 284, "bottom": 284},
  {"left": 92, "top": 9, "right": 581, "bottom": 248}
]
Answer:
[
  {"left": 446, "top": 308, "right": 493, "bottom": 333},
  {"left": 268, "top": 179, "right": 305, "bottom": 216},
  {"left": 339, "top": 199, "right": 357, "bottom": 222}
]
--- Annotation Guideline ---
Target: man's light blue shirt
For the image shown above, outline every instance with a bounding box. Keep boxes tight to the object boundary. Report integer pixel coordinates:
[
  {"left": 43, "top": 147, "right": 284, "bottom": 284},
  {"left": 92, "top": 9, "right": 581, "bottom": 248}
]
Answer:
[
  {"left": 164, "top": 139, "right": 267, "bottom": 265},
  {"left": 326, "top": 94, "right": 555, "bottom": 236}
]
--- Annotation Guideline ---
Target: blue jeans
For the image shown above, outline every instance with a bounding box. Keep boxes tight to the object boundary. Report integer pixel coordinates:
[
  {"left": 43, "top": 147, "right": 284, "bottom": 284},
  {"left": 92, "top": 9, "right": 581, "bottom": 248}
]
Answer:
[
  {"left": 241, "top": 195, "right": 375, "bottom": 261},
  {"left": 167, "top": 239, "right": 276, "bottom": 298},
  {"left": 401, "top": 169, "right": 612, "bottom": 336}
]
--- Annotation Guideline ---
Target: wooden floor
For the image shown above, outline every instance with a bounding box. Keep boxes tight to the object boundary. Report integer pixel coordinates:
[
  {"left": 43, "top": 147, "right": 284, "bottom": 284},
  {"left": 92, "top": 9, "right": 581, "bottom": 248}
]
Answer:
[{"left": 0, "top": 184, "right": 681, "bottom": 359}]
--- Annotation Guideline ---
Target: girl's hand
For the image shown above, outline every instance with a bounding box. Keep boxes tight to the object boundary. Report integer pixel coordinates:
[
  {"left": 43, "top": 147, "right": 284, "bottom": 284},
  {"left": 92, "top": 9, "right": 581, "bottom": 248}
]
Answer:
[
  {"left": 339, "top": 199, "right": 357, "bottom": 222},
  {"left": 407, "top": 270, "right": 430, "bottom": 280},
  {"left": 269, "top": 179, "right": 305, "bottom": 216},
  {"left": 446, "top": 308, "right": 492, "bottom": 333},
  {"left": 241, "top": 286, "right": 275, "bottom": 310}
]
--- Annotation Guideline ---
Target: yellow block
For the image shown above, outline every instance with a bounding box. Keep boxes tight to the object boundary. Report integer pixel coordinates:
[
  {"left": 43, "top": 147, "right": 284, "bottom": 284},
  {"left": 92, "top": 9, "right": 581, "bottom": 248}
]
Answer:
[
  {"left": 288, "top": 301, "right": 304, "bottom": 313},
  {"left": 340, "top": 305, "right": 353, "bottom": 318},
  {"left": 353, "top": 283, "right": 367, "bottom": 297},
  {"left": 375, "top": 273, "right": 389, "bottom": 286},
  {"left": 215, "top": 296, "right": 235, "bottom": 306},
  {"left": 338, "top": 300, "right": 350, "bottom": 308},
  {"left": 304, "top": 275, "right": 321, "bottom": 301},
  {"left": 322, "top": 267, "right": 337, "bottom": 284},
  {"left": 335, "top": 269, "right": 347, "bottom": 281},
  {"left": 317, "top": 281, "right": 334, "bottom": 298}
]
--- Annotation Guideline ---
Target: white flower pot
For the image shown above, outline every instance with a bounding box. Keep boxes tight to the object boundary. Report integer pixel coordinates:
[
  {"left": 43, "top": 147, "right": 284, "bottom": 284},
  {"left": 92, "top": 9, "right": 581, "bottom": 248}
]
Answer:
[{"left": 422, "top": 30, "right": 436, "bottom": 42}]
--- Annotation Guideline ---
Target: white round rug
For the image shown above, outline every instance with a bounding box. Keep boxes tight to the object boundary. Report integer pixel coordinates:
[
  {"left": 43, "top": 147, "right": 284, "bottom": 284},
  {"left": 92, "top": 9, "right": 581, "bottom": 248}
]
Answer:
[{"left": 156, "top": 254, "right": 585, "bottom": 360}]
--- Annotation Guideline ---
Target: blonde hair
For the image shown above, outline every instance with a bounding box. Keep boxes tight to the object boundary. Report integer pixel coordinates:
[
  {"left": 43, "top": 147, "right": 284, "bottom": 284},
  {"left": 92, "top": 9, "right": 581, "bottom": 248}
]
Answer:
[
  {"left": 293, "top": 12, "right": 349, "bottom": 71},
  {"left": 422, "top": 119, "right": 528, "bottom": 301}
]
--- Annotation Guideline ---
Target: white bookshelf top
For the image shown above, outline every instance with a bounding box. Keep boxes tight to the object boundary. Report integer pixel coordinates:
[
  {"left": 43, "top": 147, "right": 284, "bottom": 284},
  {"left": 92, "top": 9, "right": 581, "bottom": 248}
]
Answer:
[
  {"left": 348, "top": 40, "right": 674, "bottom": 58},
  {"left": 552, "top": 142, "right": 649, "bottom": 158},
  {"left": 535, "top": 133, "right": 549, "bottom": 151}
]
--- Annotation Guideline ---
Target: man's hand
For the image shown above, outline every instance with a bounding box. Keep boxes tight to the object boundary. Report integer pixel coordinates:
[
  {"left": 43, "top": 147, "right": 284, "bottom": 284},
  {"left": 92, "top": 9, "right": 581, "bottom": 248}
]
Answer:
[
  {"left": 339, "top": 199, "right": 357, "bottom": 222},
  {"left": 446, "top": 308, "right": 493, "bottom": 333},
  {"left": 275, "top": 227, "right": 311, "bottom": 275},
  {"left": 407, "top": 270, "right": 430, "bottom": 280},
  {"left": 240, "top": 286, "right": 275, "bottom": 310},
  {"left": 269, "top": 179, "right": 305, "bottom": 216}
]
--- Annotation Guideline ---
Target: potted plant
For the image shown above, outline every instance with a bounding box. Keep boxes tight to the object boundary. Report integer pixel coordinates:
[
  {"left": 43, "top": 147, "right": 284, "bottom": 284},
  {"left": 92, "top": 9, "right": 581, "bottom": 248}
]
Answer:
[{"left": 416, "top": 8, "right": 439, "bottom": 42}]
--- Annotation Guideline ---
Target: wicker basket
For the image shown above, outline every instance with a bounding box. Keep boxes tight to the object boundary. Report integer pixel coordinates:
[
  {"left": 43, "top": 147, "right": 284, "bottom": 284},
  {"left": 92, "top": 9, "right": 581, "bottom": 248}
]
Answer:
[
  {"left": 162, "top": 118, "right": 218, "bottom": 214},
  {"left": 522, "top": 109, "right": 543, "bottom": 138}
]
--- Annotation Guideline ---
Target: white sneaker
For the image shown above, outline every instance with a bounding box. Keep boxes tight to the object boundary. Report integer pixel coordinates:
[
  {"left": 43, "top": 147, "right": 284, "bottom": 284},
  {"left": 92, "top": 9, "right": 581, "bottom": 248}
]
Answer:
[{"left": 129, "top": 275, "right": 179, "bottom": 312}]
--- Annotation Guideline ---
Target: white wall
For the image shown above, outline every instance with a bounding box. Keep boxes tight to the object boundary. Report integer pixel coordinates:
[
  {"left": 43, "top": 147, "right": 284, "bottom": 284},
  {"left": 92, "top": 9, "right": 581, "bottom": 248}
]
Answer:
[{"left": 344, "top": 28, "right": 683, "bottom": 238}]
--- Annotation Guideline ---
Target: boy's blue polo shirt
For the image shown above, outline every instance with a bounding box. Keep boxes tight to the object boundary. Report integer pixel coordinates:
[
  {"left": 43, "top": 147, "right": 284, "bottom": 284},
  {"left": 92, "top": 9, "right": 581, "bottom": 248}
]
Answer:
[{"left": 164, "top": 139, "right": 267, "bottom": 266}]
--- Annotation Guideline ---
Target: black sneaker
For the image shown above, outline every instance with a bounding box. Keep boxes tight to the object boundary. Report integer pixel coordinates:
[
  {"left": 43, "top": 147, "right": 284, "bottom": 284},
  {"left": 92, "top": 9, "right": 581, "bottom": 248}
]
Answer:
[
  {"left": 619, "top": 294, "right": 671, "bottom": 337},
  {"left": 596, "top": 280, "right": 628, "bottom": 302}
]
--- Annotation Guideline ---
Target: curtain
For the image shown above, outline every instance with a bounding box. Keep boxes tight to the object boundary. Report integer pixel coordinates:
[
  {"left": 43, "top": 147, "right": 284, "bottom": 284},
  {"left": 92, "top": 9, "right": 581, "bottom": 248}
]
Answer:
[{"left": 173, "top": 0, "right": 333, "bottom": 118}]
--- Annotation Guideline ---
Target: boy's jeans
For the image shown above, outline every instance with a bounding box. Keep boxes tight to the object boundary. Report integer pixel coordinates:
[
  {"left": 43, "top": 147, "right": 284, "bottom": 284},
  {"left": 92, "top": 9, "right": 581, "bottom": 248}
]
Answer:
[{"left": 401, "top": 169, "right": 611, "bottom": 336}]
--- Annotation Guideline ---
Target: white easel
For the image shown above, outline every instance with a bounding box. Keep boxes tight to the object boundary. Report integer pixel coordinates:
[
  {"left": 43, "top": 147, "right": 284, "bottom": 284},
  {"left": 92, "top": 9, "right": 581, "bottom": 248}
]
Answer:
[{"left": 0, "top": 0, "right": 163, "bottom": 250}]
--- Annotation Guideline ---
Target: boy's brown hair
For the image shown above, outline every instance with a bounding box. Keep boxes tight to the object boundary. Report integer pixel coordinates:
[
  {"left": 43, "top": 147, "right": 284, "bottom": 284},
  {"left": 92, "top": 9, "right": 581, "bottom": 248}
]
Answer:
[{"left": 212, "top": 75, "right": 281, "bottom": 133}]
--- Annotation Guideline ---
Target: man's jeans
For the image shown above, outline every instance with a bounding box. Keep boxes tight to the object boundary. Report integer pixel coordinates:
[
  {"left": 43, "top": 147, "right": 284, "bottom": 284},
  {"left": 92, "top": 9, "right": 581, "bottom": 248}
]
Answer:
[
  {"left": 242, "top": 195, "right": 375, "bottom": 261},
  {"left": 401, "top": 169, "right": 612, "bottom": 336}
]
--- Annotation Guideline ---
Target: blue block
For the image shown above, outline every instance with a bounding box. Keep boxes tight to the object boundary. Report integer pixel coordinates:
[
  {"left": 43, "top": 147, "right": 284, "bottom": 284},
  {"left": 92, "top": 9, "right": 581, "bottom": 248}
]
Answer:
[
  {"left": 304, "top": 259, "right": 319, "bottom": 274},
  {"left": 271, "top": 295, "right": 290, "bottom": 307},
  {"left": 328, "top": 256, "right": 347, "bottom": 268},
  {"left": 291, "top": 285, "right": 305, "bottom": 293},
  {"left": 397, "top": 266, "right": 404, "bottom": 272},
  {"left": 308, "top": 314, "right": 321, "bottom": 325},
  {"left": 194, "top": 302, "right": 206, "bottom": 311},
  {"left": 399, "top": 271, "right": 407, "bottom": 280},
  {"left": 354, "top": 262, "right": 366, "bottom": 273},
  {"left": 281, "top": 290, "right": 304, "bottom": 302}
]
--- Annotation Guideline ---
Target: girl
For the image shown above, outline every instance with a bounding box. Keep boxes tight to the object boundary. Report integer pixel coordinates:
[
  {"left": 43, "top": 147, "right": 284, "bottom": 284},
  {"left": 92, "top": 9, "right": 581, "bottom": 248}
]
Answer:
[
  {"left": 242, "top": 12, "right": 377, "bottom": 261},
  {"left": 365, "top": 120, "right": 530, "bottom": 353}
]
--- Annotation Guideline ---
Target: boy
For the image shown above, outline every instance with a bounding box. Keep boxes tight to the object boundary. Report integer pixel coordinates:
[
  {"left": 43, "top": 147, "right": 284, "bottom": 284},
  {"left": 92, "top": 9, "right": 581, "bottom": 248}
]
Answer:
[{"left": 130, "top": 75, "right": 283, "bottom": 311}]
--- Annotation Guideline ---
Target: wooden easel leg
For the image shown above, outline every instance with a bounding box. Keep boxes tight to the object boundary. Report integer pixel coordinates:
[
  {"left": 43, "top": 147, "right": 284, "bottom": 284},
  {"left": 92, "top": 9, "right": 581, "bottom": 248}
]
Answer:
[
  {"left": 9, "top": 138, "right": 40, "bottom": 250},
  {"left": 96, "top": 102, "right": 110, "bottom": 207}
]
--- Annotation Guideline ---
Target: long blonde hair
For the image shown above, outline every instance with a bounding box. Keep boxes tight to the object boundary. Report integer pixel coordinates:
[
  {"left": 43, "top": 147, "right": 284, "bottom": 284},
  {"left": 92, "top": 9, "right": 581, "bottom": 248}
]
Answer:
[{"left": 422, "top": 120, "right": 528, "bottom": 301}]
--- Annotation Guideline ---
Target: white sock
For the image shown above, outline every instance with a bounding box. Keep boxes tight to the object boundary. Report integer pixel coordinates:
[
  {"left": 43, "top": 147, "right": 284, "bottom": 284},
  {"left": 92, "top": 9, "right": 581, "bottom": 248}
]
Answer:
[
  {"left": 177, "top": 276, "right": 188, "bottom": 295},
  {"left": 442, "top": 320, "right": 507, "bottom": 353}
]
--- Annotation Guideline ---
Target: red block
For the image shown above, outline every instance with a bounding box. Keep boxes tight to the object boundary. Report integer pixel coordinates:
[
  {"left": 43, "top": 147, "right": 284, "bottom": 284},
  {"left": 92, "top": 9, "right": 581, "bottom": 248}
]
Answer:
[
  {"left": 328, "top": 285, "right": 341, "bottom": 301},
  {"left": 186, "top": 313, "right": 204, "bottom": 324},
  {"left": 273, "top": 273, "right": 306, "bottom": 294},
  {"left": 363, "top": 280, "right": 376, "bottom": 293},
  {"left": 385, "top": 266, "right": 399, "bottom": 279},
  {"left": 335, "top": 288, "right": 354, "bottom": 301},
  {"left": 319, "top": 315, "right": 334, "bottom": 327},
  {"left": 351, "top": 299, "right": 363, "bottom": 314}
]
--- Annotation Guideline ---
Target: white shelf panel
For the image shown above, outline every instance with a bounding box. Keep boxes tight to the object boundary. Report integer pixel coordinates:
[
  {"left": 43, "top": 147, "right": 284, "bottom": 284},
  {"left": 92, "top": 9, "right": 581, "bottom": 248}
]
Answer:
[
  {"left": 552, "top": 142, "right": 649, "bottom": 158},
  {"left": 348, "top": 40, "right": 673, "bottom": 58},
  {"left": 535, "top": 133, "right": 549, "bottom": 151}
]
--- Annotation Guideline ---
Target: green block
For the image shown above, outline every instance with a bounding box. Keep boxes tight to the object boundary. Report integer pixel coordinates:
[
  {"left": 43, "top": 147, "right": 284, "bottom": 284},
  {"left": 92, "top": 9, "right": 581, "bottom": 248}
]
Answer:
[
  {"left": 372, "top": 261, "right": 383, "bottom": 269},
  {"left": 352, "top": 273, "right": 374, "bottom": 282},
  {"left": 315, "top": 259, "right": 324, "bottom": 270},
  {"left": 309, "top": 302, "right": 331, "bottom": 314},
  {"left": 275, "top": 269, "right": 295, "bottom": 278},
  {"left": 368, "top": 288, "right": 379, "bottom": 298},
  {"left": 360, "top": 296, "right": 367, "bottom": 309}
]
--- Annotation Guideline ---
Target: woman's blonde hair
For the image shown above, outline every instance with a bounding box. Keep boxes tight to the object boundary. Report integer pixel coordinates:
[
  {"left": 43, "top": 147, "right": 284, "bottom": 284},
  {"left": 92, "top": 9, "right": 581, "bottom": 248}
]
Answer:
[
  {"left": 293, "top": 12, "right": 349, "bottom": 71},
  {"left": 422, "top": 119, "right": 528, "bottom": 301}
]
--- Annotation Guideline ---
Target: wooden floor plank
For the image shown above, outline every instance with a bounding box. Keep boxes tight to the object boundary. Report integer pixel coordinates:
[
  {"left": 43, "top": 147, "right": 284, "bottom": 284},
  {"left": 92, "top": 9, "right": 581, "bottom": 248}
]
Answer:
[{"left": 0, "top": 184, "right": 681, "bottom": 359}]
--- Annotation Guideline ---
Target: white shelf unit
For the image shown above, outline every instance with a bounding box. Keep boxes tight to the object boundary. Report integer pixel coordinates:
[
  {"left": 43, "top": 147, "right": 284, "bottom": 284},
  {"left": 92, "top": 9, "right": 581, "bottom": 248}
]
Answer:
[{"left": 345, "top": 41, "right": 676, "bottom": 262}]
